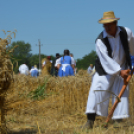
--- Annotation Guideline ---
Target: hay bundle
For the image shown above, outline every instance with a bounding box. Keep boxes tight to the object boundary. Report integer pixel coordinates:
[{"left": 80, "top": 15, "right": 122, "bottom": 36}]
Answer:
[
  {"left": 0, "top": 39, "right": 13, "bottom": 93},
  {"left": 0, "top": 32, "right": 16, "bottom": 134},
  {"left": 41, "top": 58, "right": 52, "bottom": 75},
  {"left": 77, "top": 69, "right": 89, "bottom": 76}
]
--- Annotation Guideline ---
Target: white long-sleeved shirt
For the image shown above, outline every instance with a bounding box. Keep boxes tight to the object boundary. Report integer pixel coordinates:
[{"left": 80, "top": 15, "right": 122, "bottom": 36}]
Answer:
[
  {"left": 55, "top": 58, "right": 60, "bottom": 67},
  {"left": 96, "top": 26, "right": 134, "bottom": 75}
]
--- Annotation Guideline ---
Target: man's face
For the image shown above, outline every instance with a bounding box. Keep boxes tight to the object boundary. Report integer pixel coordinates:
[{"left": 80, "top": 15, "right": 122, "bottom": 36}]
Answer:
[{"left": 103, "top": 21, "right": 117, "bottom": 36}]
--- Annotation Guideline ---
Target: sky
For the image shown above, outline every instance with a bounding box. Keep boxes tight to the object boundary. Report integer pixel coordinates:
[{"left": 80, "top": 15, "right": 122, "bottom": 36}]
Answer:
[{"left": 0, "top": 0, "right": 134, "bottom": 60}]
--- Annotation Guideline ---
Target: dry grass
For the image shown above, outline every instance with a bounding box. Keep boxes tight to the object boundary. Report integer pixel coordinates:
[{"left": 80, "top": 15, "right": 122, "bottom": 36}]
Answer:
[
  {"left": 0, "top": 73, "right": 133, "bottom": 134},
  {"left": 5, "top": 74, "right": 91, "bottom": 133}
]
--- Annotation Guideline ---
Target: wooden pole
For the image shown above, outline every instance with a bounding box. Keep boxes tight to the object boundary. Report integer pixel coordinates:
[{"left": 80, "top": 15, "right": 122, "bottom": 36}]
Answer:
[
  {"left": 36, "top": 40, "right": 43, "bottom": 75},
  {"left": 104, "top": 68, "right": 134, "bottom": 126}
]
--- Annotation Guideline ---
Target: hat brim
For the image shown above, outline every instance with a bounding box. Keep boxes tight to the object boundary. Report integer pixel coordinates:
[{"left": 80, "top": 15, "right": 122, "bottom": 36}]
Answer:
[{"left": 98, "top": 18, "right": 120, "bottom": 24}]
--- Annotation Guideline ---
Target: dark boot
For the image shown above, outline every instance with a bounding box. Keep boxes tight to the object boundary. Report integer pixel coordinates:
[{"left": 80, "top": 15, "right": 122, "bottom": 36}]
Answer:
[
  {"left": 81, "top": 120, "right": 94, "bottom": 129},
  {"left": 81, "top": 113, "right": 96, "bottom": 129}
]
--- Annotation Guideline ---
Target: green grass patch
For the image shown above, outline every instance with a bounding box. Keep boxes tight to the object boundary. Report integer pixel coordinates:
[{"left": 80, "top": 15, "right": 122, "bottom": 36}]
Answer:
[{"left": 28, "top": 78, "right": 50, "bottom": 100}]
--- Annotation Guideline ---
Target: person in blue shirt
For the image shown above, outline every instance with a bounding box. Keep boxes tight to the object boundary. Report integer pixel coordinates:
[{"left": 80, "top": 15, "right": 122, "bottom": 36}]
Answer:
[
  {"left": 57, "top": 49, "right": 75, "bottom": 77},
  {"left": 30, "top": 65, "right": 39, "bottom": 78}
]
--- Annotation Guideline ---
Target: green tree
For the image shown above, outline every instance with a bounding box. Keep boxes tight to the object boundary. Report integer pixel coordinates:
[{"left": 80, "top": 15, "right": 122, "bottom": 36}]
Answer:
[
  {"left": 76, "top": 50, "right": 97, "bottom": 70},
  {"left": 7, "top": 41, "right": 32, "bottom": 73},
  {"left": 29, "top": 54, "right": 47, "bottom": 69},
  {"left": 7, "top": 40, "right": 57, "bottom": 73}
]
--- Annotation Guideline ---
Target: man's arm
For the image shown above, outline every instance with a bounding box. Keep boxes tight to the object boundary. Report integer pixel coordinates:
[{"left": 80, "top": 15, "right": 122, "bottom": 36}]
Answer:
[
  {"left": 42, "top": 61, "right": 46, "bottom": 68},
  {"left": 71, "top": 57, "right": 75, "bottom": 71},
  {"left": 55, "top": 58, "right": 61, "bottom": 70},
  {"left": 96, "top": 39, "right": 121, "bottom": 75}
]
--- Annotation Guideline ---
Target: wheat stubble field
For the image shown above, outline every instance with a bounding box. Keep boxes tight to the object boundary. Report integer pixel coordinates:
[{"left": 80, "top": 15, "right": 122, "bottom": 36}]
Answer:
[{"left": 2, "top": 72, "right": 134, "bottom": 134}]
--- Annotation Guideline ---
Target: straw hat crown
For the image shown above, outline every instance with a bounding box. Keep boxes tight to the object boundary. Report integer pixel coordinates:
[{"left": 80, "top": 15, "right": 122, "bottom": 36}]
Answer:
[
  {"left": 98, "top": 11, "right": 120, "bottom": 24},
  {"left": 34, "top": 65, "right": 37, "bottom": 68}
]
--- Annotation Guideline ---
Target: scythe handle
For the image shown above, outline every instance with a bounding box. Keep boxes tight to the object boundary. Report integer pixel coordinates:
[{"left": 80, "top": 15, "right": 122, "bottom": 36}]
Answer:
[{"left": 105, "top": 67, "right": 134, "bottom": 125}]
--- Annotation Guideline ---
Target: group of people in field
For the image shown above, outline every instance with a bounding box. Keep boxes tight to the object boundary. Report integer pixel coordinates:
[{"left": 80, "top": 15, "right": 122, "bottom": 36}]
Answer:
[
  {"left": 41, "top": 49, "right": 76, "bottom": 77},
  {"left": 18, "top": 49, "right": 76, "bottom": 78}
]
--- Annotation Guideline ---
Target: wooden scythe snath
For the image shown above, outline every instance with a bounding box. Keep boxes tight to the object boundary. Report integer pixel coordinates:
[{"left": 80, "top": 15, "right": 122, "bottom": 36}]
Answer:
[{"left": 105, "top": 67, "right": 134, "bottom": 126}]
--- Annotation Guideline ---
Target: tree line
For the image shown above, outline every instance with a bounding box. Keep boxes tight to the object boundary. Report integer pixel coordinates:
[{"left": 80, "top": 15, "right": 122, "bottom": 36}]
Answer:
[{"left": 7, "top": 41, "right": 97, "bottom": 73}]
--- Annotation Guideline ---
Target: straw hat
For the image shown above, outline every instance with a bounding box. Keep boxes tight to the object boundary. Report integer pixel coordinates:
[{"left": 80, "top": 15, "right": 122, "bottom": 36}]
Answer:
[
  {"left": 98, "top": 11, "right": 120, "bottom": 24},
  {"left": 34, "top": 65, "right": 37, "bottom": 68}
]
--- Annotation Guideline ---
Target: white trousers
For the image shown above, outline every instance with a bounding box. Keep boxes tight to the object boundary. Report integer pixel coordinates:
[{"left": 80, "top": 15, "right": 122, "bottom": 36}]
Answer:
[{"left": 86, "top": 72, "right": 129, "bottom": 119}]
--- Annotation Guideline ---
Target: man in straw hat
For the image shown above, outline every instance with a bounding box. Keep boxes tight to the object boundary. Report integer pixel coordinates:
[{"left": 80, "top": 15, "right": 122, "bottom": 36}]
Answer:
[{"left": 82, "top": 11, "right": 134, "bottom": 129}]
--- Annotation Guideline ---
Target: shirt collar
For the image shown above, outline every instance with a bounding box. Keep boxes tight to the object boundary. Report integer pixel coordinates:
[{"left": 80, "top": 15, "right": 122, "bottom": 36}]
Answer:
[{"left": 103, "top": 26, "right": 121, "bottom": 38}]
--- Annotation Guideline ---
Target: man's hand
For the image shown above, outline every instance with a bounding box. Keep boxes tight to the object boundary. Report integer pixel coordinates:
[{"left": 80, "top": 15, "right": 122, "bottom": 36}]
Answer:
[{"left": 120, "top": 69, "right": 131, "bottom": 79}]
